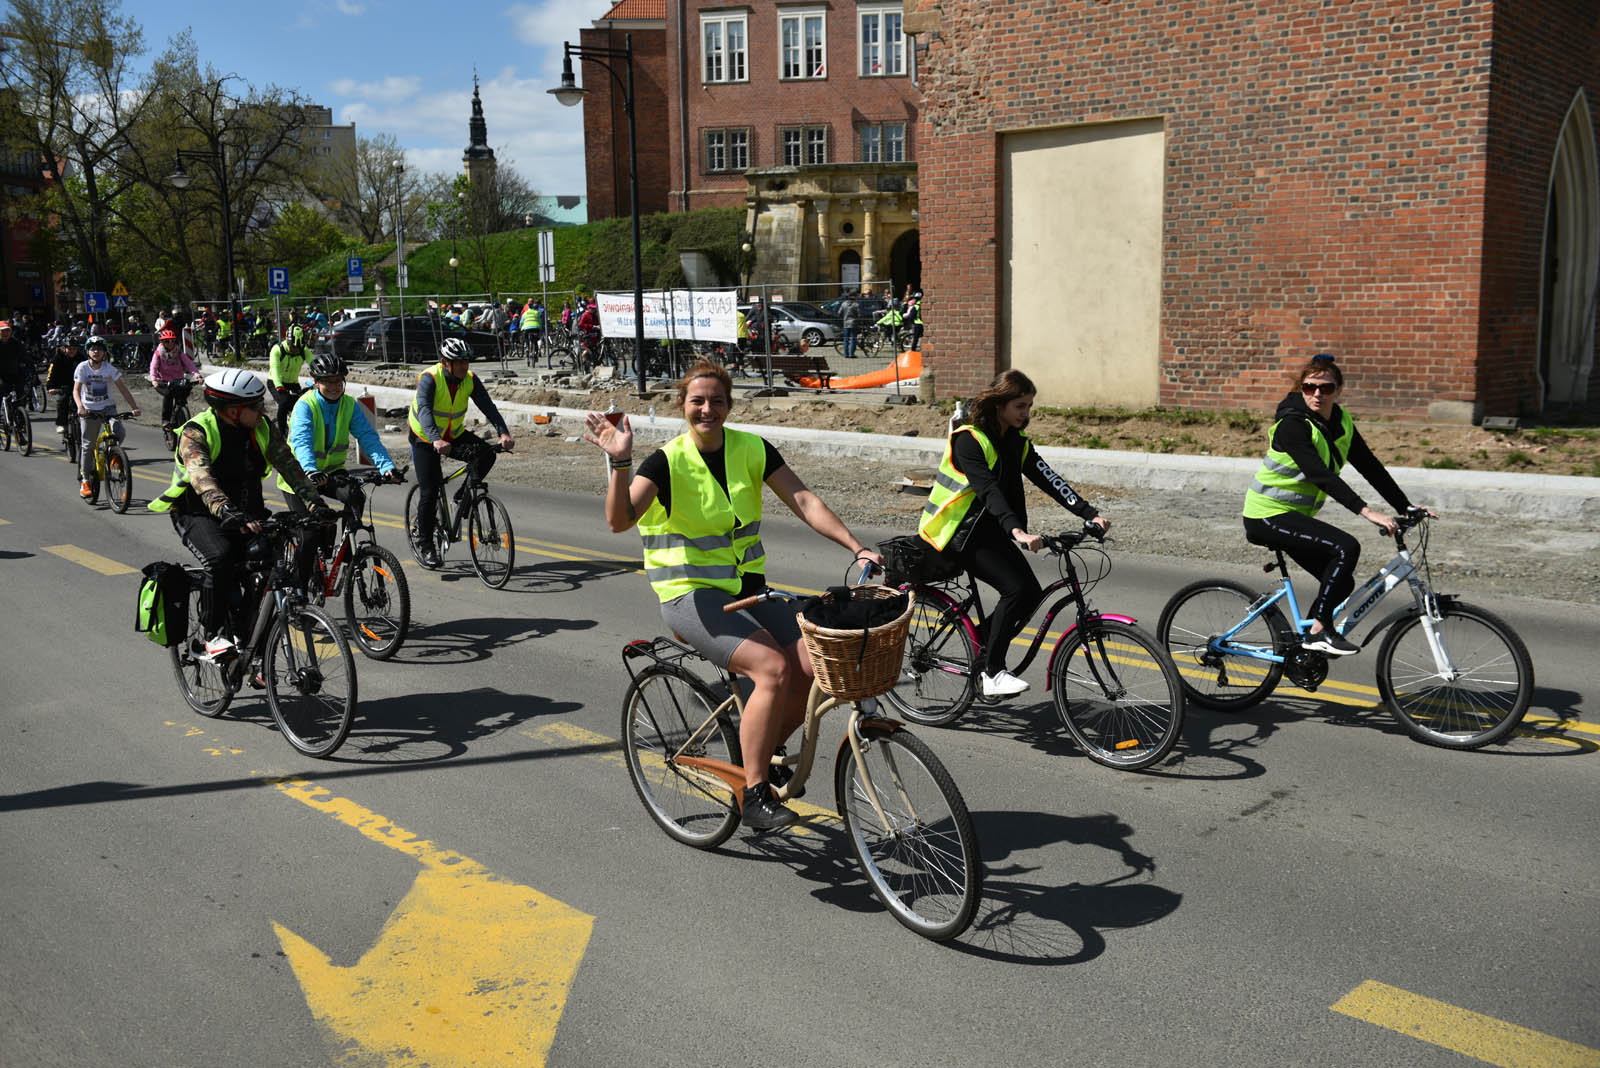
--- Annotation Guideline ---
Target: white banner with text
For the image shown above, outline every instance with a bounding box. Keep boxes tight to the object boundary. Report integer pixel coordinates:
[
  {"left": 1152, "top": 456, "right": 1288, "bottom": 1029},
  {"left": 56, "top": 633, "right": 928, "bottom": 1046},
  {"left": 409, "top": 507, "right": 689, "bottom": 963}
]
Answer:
[{"left": 595, "top": 289, "right": 739, "bottom": 343}]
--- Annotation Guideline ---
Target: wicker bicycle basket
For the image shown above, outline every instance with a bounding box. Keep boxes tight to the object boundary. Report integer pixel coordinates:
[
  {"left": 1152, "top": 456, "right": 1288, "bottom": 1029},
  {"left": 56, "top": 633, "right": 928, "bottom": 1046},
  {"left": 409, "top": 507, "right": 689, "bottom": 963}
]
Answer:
[{"left": 797, "top": 585, "right": 915, "bottom": 700}]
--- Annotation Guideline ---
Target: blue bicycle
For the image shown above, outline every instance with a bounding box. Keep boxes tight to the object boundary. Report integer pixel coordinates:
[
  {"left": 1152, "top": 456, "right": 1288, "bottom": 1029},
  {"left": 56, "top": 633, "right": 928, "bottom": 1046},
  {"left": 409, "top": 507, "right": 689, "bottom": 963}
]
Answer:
[{"left": 1155, "top": 510, "right": 1533, "bottom": 749}]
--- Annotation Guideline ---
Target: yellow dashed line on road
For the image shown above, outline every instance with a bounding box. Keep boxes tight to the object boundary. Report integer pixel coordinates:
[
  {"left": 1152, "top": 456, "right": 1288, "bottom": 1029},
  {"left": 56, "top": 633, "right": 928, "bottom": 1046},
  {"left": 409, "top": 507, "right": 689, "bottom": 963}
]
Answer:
[
  {"left": 1333, "top": 980, "right": 1600, "bottom": 1067},
  {"left": 42, "top": 544, "right": 136, "bottom": 575}
]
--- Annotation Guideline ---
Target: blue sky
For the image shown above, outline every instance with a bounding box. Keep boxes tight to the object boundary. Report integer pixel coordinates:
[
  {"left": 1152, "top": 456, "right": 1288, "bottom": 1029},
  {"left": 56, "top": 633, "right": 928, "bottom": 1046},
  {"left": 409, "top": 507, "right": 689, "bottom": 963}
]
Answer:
[{"left": 120, "top": 0, "right": 607, "bottom": 195}]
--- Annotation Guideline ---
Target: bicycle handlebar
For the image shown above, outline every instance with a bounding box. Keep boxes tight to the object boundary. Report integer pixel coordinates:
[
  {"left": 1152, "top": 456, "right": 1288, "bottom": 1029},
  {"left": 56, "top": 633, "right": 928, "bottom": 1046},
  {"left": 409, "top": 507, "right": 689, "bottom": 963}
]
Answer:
[{"left": 1040, "top": 520, "right": 1108, "bottom": 555}]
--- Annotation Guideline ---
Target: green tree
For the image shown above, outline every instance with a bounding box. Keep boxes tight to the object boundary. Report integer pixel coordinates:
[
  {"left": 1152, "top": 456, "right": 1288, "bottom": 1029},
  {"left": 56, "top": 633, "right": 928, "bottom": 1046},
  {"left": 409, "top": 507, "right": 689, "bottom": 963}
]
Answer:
[{"left": 257, "top": 201, "right": 348, "bottom": 271}]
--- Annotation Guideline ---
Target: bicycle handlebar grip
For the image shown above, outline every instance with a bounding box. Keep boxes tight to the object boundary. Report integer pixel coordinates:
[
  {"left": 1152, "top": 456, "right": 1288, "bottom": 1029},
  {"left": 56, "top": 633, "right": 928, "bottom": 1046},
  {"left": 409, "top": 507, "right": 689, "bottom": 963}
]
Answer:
[{"left": 722, "top": 593, "right": 766, "bottom": 614}]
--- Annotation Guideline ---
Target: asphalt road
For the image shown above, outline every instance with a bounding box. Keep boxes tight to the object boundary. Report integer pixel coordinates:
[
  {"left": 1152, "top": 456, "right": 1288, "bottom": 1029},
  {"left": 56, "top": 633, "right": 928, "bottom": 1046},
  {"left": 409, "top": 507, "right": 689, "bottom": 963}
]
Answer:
[{"left": 2, "top": 414, "right": 1596, "bottom": 1068}]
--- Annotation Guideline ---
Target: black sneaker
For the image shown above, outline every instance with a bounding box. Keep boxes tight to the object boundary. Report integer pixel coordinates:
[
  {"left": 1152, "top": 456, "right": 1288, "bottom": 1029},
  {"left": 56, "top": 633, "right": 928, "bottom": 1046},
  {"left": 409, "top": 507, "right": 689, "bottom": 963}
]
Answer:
[
  {"left": 1302, "top": 630, "right": 1360, "bottom": 657},
  {"left": 767, "top": 747, "right": 804, "bottom": 799},
  {"left": 416, "top": 547, "right": 442, "bottom": 569},
  {"left": 741, "top": 783, "right": 798, "bottom": 832}
]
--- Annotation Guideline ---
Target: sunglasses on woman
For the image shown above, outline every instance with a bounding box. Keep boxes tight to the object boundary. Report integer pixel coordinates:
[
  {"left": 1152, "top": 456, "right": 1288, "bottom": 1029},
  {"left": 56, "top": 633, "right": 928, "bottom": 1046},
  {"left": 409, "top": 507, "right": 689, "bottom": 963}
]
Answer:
[{"left": 1301, "top": 381, "right": 1339, "bottom": 396}]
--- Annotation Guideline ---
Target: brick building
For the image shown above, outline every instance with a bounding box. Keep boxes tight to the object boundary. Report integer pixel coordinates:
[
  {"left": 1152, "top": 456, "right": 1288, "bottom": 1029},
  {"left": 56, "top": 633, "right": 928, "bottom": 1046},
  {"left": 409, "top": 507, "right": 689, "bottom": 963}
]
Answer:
[
  {"left": 906, "top": 0, "right": 1599, "bottom": 421},
  {"left": 580, "top": 0, "right": 672, "bottom": 220}
]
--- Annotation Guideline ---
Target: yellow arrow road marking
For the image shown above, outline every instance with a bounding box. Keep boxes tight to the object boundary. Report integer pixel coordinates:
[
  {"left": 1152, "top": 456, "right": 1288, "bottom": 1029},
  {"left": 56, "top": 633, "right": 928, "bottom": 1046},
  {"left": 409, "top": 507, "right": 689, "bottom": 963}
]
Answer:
[
  {"left": 523, "top": 721, "right": 840, "bottom": 832},
  {"left": 1332, "top": 980, "right": 1600, "bottom": 1067},
  {"left": 268, "top": 777, "right": 594, "bottom": 1068},
  {"left": 42, "top": 543, "right": 137, "bottom": 575}
]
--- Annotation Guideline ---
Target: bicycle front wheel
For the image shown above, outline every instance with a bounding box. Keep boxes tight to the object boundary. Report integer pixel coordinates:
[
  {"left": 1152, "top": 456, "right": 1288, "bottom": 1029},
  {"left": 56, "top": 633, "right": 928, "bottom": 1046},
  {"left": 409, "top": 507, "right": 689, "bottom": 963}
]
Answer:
[
  {"left": 170, "top": 580, "right": 235, "bottom": 717},
  {"left": 402, "top": 484, "right": 446, "bottom": 569},
  {"left": 622, "top": 665, "right": 742, "bottom": 849},
  {"left": 106, "top": 445, "right": 132, "bottom": 512},
  {"left": 63, "top": 421, "right": 79, "bottom": 465},
  {"left": 1052, "top": 620, "right": 1184, "bottom": 770},
  {"left": 879, "top": 587, "right": 978, "bottom": 727},
  {"left": 468, "top": 493, "right": 515, "bottom": 588},
  {"left": 0, "top": 411, "right": 10, "bottom": 451},
  {"left": 1157, "top": 579, "right": 1290, "bottom": 711},
  {"left": 1375, "top": 602, "right": 1533, "bottom": 749},
  {"left": 343, "top": 543, "right": 410, "bottom": 660},
  {"left": 835, "top": 723, "right": 981, "bottom": 941},
  {"left": 265, "top": 604, "right": 357, "bottom": 758},
  {"left": 15, "top": 408, "right": 32, "bottom": 456}
]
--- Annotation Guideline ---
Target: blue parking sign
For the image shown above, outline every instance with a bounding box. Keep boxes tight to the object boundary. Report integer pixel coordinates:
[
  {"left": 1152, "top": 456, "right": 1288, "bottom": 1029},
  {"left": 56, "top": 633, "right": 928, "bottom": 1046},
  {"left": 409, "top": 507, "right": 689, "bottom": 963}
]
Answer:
[
  {"left": 347, "top": 257, "right": 363, "bottom": 278},
  {"left": 268, "top": 267, "right": 290, "bottom": 295}
]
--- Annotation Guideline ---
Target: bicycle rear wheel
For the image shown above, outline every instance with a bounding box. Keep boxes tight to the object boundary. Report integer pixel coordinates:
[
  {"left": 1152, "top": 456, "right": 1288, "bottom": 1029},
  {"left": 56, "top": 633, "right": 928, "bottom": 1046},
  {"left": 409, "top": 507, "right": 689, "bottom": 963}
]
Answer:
[
  {"left": 15, "top": 407, "right": 32, "bottom": 456},
  {"left": 30, "top": 381, "right": 46, "bottom": 413},
  {"left": 343, "top": 543, "right": 410, "bottom": 660},
  {"left": 402, "top": 484, "right": 448, "bottom": 569},
  {"left": 879, "top": 587, "right": 978, "bottom": 727},
  {"left": 1375, "top": 602, "right": 1533, "bottom": 749},
  {"left": 468, "top": 492, "right": 515, "bottom": 588},
  {"left": 1157, "top": 579, "right": 1289, "bottom": 711},
  {"left": 170, "top": 579, "right": 235, "bottom": 717},
  {"left": 622, "top": 665, "right": 742, "bottom": 849},
  {"left": 1051, "top": 619, "right": 1184, "bottom": 770},
  {"left": 63, "top": 420, "right": 79, "bottom": 465},
  {"left": 105, "top": 445, "right": 132, "bottom": 512},
  {"left": 265, "top": 603, "right": 357, "bottom": 758},
  {"left": 835, "top": 722, "right": 981, "bottom": 941}
]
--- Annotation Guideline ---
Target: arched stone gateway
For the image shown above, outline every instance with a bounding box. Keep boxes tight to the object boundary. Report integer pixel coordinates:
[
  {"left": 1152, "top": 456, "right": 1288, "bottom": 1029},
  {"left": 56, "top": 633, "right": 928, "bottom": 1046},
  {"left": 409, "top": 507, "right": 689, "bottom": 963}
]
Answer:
[
  {"left": 889, "top": 229, "right": 920, "bottom": 298},
  {"left": 1538, "top": 90, "right": 1599, "bottom": 409}
]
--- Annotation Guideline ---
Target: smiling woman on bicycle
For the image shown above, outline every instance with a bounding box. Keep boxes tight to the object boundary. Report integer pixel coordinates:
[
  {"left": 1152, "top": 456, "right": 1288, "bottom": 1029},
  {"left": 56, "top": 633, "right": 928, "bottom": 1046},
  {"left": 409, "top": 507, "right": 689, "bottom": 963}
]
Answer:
[
  {"left": 919, "top": 369, "right": 1109, "bottom": 699},
  {"left": 584, "top": 359, "right": 883, "bottom": 832},
  {"left": 1242, "top": 353, "right": 1431, "bottom": 657}
]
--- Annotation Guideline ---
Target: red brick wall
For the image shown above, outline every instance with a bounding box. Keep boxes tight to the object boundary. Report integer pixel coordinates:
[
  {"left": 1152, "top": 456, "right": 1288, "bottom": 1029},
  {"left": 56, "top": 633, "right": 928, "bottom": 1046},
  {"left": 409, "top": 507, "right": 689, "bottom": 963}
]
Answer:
[
  {"left": 581, "top": 24, "right": 672, "bottom": 219},
  {"left": 915, "top": 0, "right": 1600, "bottom": 418},
  {"left": 665, "top": 2, "right": 922, "bottom": 210},
  {"left": 1478, "top": 1, "right": 1600, "bottom": 413}
]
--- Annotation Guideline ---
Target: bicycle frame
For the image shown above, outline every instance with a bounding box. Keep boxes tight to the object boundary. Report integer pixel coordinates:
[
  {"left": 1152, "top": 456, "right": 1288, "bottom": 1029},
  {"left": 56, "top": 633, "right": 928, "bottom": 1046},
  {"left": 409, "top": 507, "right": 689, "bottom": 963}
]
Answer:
[{"left": 622, "top": 637, "right": 910, "bottom": 830}]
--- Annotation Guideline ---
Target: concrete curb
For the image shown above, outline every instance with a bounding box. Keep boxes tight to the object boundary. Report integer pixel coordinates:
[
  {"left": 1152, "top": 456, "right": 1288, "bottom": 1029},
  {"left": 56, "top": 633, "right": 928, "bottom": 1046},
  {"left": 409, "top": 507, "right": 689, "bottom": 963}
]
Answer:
[{"left": 321, "top": 374, "right": 1600, "bottom": 524}]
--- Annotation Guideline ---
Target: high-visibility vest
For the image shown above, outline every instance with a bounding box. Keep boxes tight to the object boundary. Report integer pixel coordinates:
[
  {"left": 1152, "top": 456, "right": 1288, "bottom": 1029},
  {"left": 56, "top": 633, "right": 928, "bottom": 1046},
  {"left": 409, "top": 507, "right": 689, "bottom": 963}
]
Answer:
[
  {"left": 918, "top": 424, "right": 1028, "bottom": 550},
  {"left": 277, "top": 391, "right": 355, "bottom": 491},
  {"left": 1242, "top": 408, "right": 1356, "bottom": 519},
  {"left": 521, "top": 305, "right": 540, "bottom": 330},
  {"left": 149, "top": 407, "right": 273, "bottom": 513},
  {"left": 269, "top": 342, "right": 306, "bottom": 388},
  {"left": 407, "top": 363, "right": 475, "bottom": 441},
  {"left": 637, "top": 430, "right": 767, "bottom": 602}
]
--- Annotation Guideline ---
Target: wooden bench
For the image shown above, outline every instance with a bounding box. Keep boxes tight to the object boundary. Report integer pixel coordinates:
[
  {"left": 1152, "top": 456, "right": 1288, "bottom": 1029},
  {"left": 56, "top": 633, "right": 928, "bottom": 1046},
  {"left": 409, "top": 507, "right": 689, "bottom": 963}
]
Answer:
[{"left": 763, "top": 354, "right": 835, "bottom": 389}]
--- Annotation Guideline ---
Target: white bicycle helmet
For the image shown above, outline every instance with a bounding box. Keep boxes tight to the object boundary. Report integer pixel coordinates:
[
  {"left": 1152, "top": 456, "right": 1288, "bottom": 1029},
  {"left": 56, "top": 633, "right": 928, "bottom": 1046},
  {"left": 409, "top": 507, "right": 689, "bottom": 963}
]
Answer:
[
  {"left": 203, "top": 368, "right": 267, "bottom": 407},
  {"left": 439, "top": 337, "right": 472, "bottom": 363}
]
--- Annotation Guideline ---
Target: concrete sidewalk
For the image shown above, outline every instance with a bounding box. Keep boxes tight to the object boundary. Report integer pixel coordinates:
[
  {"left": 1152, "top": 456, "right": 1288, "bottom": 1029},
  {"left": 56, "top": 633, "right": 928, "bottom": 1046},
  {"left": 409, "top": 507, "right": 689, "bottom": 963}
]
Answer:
[{"left": 330, "top": 374, "right": 1599, "bottom": 523}]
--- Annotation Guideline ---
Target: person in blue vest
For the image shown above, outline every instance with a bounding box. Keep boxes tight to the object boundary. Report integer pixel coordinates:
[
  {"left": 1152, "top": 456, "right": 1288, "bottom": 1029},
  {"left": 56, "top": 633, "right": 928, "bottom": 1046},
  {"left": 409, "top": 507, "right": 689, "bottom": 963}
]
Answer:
[
  {"left": 918, "top": 369, "right": 1108, "bottom": 698},
  {"left": 280, "top": 354, "right": 402, "bottom": 550},
  {"left": 408, "top": 336, "right": 514, "bottom": 568},
  {"left": 583, "top": 359, "right": 884, "bottom": 832},
  {"left": 1241, "top": 353, "right": 1432, "bottom": 656}
]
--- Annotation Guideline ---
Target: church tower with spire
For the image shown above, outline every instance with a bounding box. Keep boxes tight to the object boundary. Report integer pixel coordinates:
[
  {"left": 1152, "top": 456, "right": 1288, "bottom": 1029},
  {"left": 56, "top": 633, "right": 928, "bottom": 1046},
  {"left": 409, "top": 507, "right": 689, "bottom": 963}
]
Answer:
[{"left": 463, "top": 73, "right": 497, "bottom": 187}]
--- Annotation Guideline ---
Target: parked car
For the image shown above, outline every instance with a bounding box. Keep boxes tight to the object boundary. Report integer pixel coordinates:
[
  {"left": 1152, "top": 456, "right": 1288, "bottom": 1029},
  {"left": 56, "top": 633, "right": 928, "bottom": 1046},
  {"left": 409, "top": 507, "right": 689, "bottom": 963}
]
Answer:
[
  {"left": 363, "top": 315, "right": 505, "bottom": 363},
  {"left": 819, "top": 296, "right": 892, "bottom": 322},
  {"left": 318, "top": 315, "right": 381, "bottom": 361},
  {"left": 739, "top": 302, "right": 844, "bottom": 347}
]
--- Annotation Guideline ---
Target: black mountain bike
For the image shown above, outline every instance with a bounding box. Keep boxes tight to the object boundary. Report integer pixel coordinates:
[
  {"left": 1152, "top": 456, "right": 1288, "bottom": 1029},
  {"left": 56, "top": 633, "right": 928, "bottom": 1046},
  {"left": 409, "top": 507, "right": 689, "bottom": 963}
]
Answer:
[
  {"left": 295, "top": 467, "right": 412, "bottom": 660},
  {"left": 0, "top": 387, "right": 32, "bottom": 456},
  {"left": 403, "top": 443, "right": 515, "bottom": 588}
]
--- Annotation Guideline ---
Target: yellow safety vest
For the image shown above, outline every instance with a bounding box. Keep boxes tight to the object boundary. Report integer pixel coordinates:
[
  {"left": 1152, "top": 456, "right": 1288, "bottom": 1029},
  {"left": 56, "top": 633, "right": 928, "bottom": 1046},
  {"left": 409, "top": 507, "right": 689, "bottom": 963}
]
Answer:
[
  {"left": 269, "top": 341, "right": 306, "bottom": 388},
  {"left": 276, "top": 392, "right": 355, "bottom": 491},
  {"left": 407, "top": 363, "right": 475, "bottom": 441},
  {"left": 149, "top": 408, "right": 273, "bottom": 513},
  {"left": 637, "top": 429, "right": 767, "bottom": 602},
  {"left": 918, "top": 424, "right": 1029, "bottom": 550},
  {"left": 1242, "top": 408, "right": 1356, "bottom": 519}
]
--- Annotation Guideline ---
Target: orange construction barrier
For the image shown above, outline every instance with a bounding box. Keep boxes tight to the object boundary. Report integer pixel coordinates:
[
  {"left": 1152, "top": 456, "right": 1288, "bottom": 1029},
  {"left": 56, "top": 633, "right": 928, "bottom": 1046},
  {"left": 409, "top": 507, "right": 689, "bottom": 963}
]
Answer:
[{"left": 792, "top": 349, "right": 922, "bottom": 390}]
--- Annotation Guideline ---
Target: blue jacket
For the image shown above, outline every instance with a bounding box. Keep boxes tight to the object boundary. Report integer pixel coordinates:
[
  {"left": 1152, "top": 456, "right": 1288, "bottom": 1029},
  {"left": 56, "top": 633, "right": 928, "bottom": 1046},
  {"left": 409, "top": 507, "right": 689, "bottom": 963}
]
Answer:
[{"left": 289, "top": 391, "right": 396, "bottom": 475}]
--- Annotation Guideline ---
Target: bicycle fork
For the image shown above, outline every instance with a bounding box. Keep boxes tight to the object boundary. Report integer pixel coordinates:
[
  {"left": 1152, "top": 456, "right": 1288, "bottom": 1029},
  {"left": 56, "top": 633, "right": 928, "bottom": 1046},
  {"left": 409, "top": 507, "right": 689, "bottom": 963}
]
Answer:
[
  {"left": 1410, "top": 587, "right": 1461, "bottom": 683},
  {"left": 843, "top": 699, "right": 919, "bottom": 834}
]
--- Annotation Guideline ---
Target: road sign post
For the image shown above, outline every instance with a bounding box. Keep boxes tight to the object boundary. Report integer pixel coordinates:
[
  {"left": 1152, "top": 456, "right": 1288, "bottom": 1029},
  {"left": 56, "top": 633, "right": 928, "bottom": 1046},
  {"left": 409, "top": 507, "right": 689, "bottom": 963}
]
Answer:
[
  {"left": 347, "top": 257, "right": 363, "bottom": 294},
  {"left": 538, "top": 229, "right": 555, "bottom": 356}
]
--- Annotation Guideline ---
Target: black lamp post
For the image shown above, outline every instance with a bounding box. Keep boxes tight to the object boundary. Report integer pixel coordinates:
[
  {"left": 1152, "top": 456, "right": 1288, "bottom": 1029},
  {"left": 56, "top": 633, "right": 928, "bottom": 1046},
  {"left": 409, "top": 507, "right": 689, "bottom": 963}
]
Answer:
[
  {"left": 550, "top": 34, "right": 645, "bottom": 395},
  {"left": 169, "top": 148, "right": 239, "bottom": 326}
]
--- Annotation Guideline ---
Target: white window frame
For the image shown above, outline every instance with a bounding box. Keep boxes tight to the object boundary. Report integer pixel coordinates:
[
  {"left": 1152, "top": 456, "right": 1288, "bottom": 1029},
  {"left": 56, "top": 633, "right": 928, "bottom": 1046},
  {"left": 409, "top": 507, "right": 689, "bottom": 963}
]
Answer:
[
  {"left": 858, "top": 4, "right": 905, "bottom": 78},
  {"left": 701, "top": 12, "right": 748, "bottom": 83},
  {"left": 779, "top": 8, "right": 827, "bottom": 80}
]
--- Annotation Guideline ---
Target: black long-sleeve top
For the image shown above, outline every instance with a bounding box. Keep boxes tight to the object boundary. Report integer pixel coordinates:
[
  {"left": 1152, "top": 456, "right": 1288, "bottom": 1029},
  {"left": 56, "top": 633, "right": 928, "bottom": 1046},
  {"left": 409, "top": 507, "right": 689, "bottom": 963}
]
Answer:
[
  {"left": 951, "top": 426, "right": 1099, "bottom": 536},
  {"left": 1267, "top": 392, "right": 1411, "bottom": 515}
]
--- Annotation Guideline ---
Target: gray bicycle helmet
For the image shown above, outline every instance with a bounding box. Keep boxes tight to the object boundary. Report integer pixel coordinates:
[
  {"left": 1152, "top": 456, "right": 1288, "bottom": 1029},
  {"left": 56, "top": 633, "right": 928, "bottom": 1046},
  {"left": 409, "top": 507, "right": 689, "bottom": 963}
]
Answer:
[
  {"left": 308, "top": 354, "right": 347, "bottom": 378},
  {"left": 203, "top": 368, "right": 267, "bottom": 407},
  {"left": 439, "top": 337, "right": 472, "bottom": 363}
]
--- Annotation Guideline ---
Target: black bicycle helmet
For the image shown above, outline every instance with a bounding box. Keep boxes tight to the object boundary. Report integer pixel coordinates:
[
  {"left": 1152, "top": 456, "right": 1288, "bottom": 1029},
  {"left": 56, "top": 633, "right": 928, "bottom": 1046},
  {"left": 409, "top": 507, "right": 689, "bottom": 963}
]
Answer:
[{"left": 309, "top": 354, "right": 347, "bottom": 378}]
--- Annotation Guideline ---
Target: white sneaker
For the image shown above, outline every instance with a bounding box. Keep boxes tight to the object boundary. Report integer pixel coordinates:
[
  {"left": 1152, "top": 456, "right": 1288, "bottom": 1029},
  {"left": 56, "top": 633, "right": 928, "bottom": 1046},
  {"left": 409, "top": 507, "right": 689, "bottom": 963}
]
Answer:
[
  {"left": 980, "top": 670, "right": 1030, "bottom": 698},
  {"left": 201, "top": 634, "right": 238, "bottom": 662},
  {"left": 54, "top": 425, "right": 64, "bottom": 436}
]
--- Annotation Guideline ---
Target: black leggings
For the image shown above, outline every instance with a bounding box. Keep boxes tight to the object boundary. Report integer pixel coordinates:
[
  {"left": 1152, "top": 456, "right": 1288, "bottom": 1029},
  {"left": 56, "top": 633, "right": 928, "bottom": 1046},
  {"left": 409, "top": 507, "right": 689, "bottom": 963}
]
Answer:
[
  {"left": 171, "top": 512, "right": 250, "bottom": 639},
  {"left": 953, "top": 515, "right": 1041, "bottom": 673},
  {"left": 1243, "top": 512, "right": 1361, "bottom": 626},
  {"left": 155, "top": 380, "right": 194, "bottom": 426}
]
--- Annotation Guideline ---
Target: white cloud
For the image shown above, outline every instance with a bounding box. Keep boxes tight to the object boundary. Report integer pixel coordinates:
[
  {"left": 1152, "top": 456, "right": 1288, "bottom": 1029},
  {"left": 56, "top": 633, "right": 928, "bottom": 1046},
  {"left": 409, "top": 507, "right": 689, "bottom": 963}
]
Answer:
[
  {"left": 328, "top": 75, "right": 421, "bottom": 103},
  {"left": 506, "top": 0, "right": 610, "bottom": 49},
  {"left": 333, "top": 0, "right": 365, "bottom": 13}
]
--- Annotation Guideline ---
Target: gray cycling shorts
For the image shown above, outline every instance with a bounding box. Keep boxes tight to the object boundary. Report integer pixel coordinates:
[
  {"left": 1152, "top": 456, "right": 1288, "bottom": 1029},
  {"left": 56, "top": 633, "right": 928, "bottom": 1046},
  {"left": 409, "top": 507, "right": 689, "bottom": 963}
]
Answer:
[{"left": 660, "top": 586, "right": 802, "bottom": 670}]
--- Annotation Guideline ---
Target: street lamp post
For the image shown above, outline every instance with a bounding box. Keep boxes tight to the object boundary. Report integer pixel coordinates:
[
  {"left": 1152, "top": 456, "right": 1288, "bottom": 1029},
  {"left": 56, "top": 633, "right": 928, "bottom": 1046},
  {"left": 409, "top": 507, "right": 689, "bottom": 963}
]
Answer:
[
  {"left": 550, "top": 34, "right": 646, "bottom": 395},
  {"left": 168, "top": 149, "right": 240, "bottom": 328}
]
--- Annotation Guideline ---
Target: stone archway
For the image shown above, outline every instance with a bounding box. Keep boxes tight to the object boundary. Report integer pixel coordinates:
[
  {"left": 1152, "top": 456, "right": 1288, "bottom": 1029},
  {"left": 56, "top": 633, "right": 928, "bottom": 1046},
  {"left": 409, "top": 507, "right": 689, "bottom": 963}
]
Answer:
[
  {"left": 1538, "top": 90, "right": 1599, "bottom": 408},
  {"left": 839, "top": 249, "right": 862, "bottom": 292},
  {"left": 889, "top": 229, "right": 921, "bottom": 299}
]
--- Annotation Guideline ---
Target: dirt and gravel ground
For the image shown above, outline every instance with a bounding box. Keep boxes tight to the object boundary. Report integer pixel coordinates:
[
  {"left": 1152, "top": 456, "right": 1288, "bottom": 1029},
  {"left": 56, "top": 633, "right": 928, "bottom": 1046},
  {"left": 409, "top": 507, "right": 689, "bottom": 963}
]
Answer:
[{"left": 123, "top": 371, "right": 1600, "bottom": 604}]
